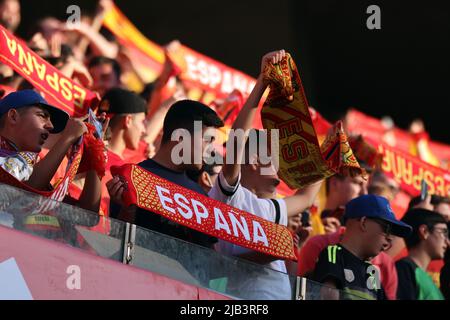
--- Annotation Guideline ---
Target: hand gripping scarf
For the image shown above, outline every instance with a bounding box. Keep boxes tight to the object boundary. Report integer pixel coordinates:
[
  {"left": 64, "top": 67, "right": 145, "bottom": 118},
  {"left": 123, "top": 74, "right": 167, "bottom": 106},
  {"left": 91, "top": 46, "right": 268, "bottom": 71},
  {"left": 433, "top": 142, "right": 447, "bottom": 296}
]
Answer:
[
  {"left": 0, "top": 123, "right": 106, "bottom": 203},
  {"left": 261, "top": 53, "right": 364, "bottom": 189},
  {"left": 111, "top": 164, "right": 297, "bottom": 260}
]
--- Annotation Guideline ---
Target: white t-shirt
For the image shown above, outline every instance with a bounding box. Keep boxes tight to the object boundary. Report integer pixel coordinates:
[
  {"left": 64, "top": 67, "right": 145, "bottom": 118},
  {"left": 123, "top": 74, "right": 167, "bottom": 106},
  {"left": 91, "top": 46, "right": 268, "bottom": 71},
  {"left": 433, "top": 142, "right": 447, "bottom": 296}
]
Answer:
[{"left": 208, "top": 172, "right": 292, "bottom": 300}]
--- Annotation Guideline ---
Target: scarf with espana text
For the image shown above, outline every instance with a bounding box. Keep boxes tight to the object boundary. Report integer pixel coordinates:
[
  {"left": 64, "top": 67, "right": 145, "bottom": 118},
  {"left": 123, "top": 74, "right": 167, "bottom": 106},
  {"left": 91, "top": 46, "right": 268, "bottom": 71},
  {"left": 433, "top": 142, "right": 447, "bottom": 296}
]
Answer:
[
  {"left": 111, "top": 164, "right": 297, "bottom": 260},
  {"left": 0, "top": 25, "right": 99, "bottom": 117},
  {"left": 261, "top": 53, "right": 364, "bottom": 189}
]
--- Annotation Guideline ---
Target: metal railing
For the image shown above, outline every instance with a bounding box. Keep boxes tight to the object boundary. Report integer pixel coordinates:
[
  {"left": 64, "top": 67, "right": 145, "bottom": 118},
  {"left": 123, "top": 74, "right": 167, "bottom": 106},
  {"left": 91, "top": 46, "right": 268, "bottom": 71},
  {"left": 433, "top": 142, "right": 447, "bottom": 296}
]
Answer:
[{"left": 0, "top": 183, "right": 366, "bottom": 300}]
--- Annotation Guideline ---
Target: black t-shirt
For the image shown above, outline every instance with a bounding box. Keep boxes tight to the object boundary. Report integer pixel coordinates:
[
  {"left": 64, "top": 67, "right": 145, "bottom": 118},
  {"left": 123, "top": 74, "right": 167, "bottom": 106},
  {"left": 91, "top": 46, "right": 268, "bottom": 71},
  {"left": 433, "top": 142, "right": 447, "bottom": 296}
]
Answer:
[
  {"left": 395, "top": 258, "right": 418, "bottom": 300},
  {"left": 134, "top": 159, "right": 217, "bottom": 249},
  {"left": 313, "top": 244, "right": 386, "bottom": 300},
  {"left": 440, "top": 260, "right": 450, "bottom": 300},
  {"left": 396, "top": 257, "right": 444, "bottom": 300}
]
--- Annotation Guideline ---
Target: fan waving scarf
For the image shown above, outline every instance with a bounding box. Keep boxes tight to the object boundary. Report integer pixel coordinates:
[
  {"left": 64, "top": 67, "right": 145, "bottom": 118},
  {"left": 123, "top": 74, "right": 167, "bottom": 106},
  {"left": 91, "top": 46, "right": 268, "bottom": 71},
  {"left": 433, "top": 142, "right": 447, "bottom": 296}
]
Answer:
[{"left": 261, "top": 53, "right": 364, "bottom": 189}]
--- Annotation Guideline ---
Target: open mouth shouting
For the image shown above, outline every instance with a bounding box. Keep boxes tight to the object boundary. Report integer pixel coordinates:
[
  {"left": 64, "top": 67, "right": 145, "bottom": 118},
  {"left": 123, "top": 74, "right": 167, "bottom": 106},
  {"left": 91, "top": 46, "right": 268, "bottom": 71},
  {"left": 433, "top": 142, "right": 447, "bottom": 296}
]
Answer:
[{"left": 40, "top": 132, "right": 49, "bottom": 144}]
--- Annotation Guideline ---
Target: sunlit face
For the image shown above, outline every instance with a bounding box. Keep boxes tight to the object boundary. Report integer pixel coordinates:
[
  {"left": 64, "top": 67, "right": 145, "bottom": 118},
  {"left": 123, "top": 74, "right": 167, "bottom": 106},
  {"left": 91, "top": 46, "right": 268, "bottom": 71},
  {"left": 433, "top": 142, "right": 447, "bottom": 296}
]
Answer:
[
  {"left": 124, "top": 113, "right": 146, "bottom": 151},
  {"left": 241, "top": 135, "right": 281, "bottom": 198},
  {"left": 368, "top": 178, "right": 400, "bottom": 202},
  {"left": 89, "top": 63, "right": 120, "bottom": 97},
  {"left": 10, "top": 106, "right": 54, "bottom": 153},
  {"left": 0, "top": 0, "right": 21, "bottom": 32},
  {"left": 332, "top": 175, "right": 368, "bottom": 206},
  {"left": 425, "top": 223, "right": 449, "bottom": 260},
  {"left": 435, "top": 203, "right": 450, "bottom": 222},
  {"left": 362, "top": 217, "right": 393, "bottom": 258}
]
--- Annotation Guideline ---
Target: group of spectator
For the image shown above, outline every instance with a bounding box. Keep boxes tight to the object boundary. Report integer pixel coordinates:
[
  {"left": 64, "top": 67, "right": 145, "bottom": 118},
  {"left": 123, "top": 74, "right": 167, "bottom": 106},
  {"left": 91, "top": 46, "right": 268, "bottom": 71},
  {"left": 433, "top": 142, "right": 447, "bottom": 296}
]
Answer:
[{"left": 1, "top": 0, "right": 449, "bottom": 300}]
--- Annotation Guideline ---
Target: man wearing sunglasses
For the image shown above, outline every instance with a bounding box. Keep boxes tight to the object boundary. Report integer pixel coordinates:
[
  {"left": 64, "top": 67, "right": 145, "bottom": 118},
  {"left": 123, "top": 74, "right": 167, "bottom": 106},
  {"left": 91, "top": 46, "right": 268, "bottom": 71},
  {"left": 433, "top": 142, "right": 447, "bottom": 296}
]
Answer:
[{"left": 313, "top": 194, "right": 412, "bottom": 300}]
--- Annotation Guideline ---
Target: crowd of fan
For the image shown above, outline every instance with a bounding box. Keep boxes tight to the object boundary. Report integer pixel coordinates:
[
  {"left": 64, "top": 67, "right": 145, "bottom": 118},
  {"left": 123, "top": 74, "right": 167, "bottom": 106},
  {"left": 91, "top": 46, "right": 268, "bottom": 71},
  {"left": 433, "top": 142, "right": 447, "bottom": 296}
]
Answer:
[{"left": 0, "top": 0, "right": 449, "bottom": 300}]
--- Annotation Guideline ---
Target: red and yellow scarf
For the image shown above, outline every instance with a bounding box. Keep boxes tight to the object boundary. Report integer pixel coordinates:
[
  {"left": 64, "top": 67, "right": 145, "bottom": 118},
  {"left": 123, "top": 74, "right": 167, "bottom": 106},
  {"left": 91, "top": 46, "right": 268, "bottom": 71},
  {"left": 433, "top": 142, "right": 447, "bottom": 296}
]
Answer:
[
  {"left": 111, "top": 164, "right": 297, "bottom": 260},
  {"left": 261, "top": 53, "right": 364, "bottom": 189}
]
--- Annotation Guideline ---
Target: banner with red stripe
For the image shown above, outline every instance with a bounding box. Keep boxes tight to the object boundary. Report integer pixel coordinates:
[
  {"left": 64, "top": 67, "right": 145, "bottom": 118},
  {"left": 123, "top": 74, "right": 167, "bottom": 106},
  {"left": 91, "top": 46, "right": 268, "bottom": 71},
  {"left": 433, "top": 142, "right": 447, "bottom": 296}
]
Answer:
[
  {"left": 377, "top": 142, "right": 450, "bottom": 197},
  {"left": 111, "top": 164, "right": 297, "bottom": 261},
  {"left": 0, "top": 25, "right": 99, "bottom": 117}
]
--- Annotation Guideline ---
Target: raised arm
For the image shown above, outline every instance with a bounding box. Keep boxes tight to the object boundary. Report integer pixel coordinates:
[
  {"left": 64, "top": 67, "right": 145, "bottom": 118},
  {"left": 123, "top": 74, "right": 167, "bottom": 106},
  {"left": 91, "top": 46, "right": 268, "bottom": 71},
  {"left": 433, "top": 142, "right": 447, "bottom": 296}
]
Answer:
[
  {"left": 74, "top": 0, "right": 114, "bottom": 60},
  {"left": 65, "top": 22, "right": 119, "bottom": 59},
  {"left": 284, "top": 181, "right": 323, "bottom": 218},
  {"left": 146, "top": 53, "right": 178, "bottom": 119},
  {"left": 26, "top": 118, "right": 87, "bottom": 190},
  {"left": 222, "top": 50, "right": 286, "bottom": 187}
]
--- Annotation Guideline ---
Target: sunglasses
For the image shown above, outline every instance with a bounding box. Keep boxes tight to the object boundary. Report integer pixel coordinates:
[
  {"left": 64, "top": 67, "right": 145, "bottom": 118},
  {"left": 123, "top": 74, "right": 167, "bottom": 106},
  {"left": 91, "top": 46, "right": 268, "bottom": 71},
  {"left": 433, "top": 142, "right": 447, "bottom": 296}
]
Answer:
[{"left": 367, "top": 217, "right": 393, "bottom": 236}]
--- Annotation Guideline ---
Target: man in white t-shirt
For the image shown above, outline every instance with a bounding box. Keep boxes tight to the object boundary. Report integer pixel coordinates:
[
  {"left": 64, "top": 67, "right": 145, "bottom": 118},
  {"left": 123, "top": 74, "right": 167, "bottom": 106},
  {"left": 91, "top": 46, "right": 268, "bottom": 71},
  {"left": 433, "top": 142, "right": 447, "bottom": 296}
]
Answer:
[{"left": 208, "top": 50, "right": 322, "bottom": 300}]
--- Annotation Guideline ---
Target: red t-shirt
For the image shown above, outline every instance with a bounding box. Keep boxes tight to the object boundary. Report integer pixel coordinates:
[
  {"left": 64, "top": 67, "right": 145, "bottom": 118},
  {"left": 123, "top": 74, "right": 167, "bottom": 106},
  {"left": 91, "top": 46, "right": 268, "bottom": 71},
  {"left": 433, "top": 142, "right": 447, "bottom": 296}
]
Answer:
[
  {"left": 105, "top": 146, "right": 148, "bottom": 216},
  {"left": 121, "top": 141, "right": 148, "bottom": 165},
  {"left": 106, "top": 150, "right": 126, "bottom": 172},
  {"left": 298, "top": 227, "right": 399, "bottom": 300}
]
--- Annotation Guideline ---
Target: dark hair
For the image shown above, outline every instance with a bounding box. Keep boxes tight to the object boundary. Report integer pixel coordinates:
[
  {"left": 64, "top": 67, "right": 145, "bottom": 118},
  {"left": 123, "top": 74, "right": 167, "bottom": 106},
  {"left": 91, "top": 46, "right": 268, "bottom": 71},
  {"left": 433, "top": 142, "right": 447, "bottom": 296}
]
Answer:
[
  {"left": 17, "top": 79, "right": 34, "bottom": 91},
  {"left": 140, "top": 82, "right": 155, "bottom": 102},
  {"left": 401, "top": 209, "right": 447, "bottom": 249},
  {"left": 445, "top": 225, "right": 450, "bottom": 261},
  {"left": 0, "top": 106, "right": 28, "bottom": 129},
  {"left": 88, "top": 56, "right": 122, "bottom": 80},
  {"left": 161, "top": 100, "right": 224, "bottom": 144},
  {"left": 408, "top": 195, "right": 450, "bottom": 211}
]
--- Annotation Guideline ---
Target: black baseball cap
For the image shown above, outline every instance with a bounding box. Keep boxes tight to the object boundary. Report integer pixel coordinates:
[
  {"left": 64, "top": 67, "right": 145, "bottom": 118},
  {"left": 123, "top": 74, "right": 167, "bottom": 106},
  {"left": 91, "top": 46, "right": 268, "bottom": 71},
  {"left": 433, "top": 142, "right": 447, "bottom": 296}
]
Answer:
[
  {"left": 0, "top": 90, "right": 69, "bottom": 133},
  {"left": 98, "top": 88, "right": 147, "bottom": 116}
]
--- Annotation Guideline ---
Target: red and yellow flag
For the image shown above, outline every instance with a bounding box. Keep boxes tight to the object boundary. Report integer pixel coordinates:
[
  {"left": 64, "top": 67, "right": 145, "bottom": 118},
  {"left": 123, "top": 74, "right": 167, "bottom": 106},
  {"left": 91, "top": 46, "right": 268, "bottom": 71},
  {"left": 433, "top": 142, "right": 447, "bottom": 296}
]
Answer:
[
  {"left": 103, "top": 4, "right": 257, "bottom": 103},
  {"left": 0, "top": 25, "right": 99, "bottom": 117},
  {"left": 346, "top": 109, "right": 450, "bottom": 169}
]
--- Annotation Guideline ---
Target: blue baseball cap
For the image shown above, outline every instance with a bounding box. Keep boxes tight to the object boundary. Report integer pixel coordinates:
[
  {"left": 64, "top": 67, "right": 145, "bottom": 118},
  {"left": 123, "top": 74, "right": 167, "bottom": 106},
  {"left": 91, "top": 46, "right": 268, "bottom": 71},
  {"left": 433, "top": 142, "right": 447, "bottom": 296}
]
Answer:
[
  {"left": 344, "top": 194, "right": 412, "bottom": 238},
  {"left": 0, "top": 90, "right": 69, "bottom": 133}
]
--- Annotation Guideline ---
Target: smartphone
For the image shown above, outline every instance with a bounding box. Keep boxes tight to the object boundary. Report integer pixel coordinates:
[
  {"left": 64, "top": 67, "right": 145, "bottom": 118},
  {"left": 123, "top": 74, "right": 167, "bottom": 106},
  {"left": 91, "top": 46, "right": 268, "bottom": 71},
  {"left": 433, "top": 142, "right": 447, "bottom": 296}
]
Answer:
[
  {"left": 301, "top": 210, "right": 311, "bottom": 228},
  {"left": 420, "top": 179, "right": 428, "bottom": 202}
]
